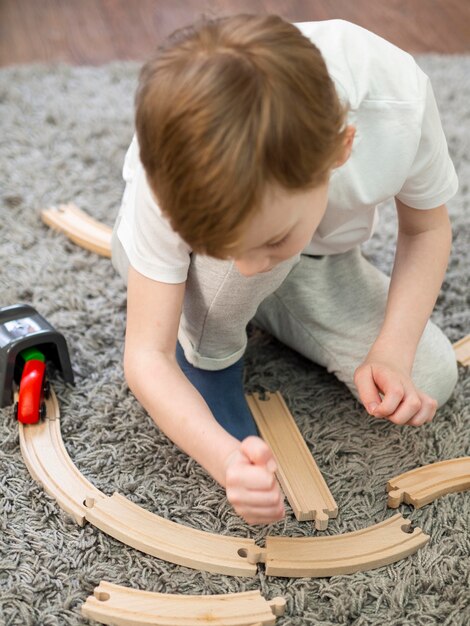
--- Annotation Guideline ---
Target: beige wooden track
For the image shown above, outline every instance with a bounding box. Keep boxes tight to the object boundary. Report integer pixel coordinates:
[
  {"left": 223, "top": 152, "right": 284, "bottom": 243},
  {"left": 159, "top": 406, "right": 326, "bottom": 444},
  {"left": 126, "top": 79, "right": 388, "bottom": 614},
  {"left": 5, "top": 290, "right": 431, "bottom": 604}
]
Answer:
[
  {"left": 83, "top": 492, "right": 257, "bottom": 576},
  {"left": 244, "top": 513, "right": 429, "bottom": 577},
  {"left": 246, "top": 392, "right": 337, "bottom": 529},
  {"left": 81, "top": 581, "right": 286, "bottom": 626},
  {"left": 18, "top": 388, "right": 257, "bottom": 576},
  {"left": 18, "top": 389, "right": 106, "bottom": 525},
  {"left": 453, "top": 335, "right": 470, "bottom": 367},
  {"left": 387, "top": 457, "right": 470, "bottom": 509},
  {"left": 41, "top": 203, "right": 112, "bottom": 257}
]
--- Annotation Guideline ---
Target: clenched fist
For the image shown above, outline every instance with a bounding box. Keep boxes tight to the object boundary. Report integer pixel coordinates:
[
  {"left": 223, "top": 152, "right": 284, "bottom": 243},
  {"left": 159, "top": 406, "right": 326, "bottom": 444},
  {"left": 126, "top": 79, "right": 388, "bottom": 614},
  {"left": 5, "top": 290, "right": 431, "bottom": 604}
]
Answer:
[{"left": 224, "top": 436, "right": 285, "bottom": 525}]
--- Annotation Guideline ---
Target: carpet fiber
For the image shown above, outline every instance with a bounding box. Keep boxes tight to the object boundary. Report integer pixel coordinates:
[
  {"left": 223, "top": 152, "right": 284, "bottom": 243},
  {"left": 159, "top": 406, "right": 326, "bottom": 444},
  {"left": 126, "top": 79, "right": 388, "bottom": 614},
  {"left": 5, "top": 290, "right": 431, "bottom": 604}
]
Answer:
[{"left": 0, "top": 55, "right": 469, "bottom": 626}]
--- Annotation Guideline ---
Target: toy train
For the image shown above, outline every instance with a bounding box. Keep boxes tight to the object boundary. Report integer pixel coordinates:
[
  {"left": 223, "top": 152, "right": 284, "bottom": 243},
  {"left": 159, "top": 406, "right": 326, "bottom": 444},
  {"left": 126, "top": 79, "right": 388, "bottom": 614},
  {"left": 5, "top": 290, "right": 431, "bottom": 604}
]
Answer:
[{"left": 0, "top": 304, "right": 74, "bottom": 423}]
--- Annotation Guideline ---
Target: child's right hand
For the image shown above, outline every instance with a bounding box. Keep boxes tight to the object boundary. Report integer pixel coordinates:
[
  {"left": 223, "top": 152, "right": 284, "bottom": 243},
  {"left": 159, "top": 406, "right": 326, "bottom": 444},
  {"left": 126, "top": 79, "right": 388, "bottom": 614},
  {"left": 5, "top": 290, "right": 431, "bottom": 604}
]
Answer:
[{"left": 223, "top": 436, "right": 285, "bottom": 525}]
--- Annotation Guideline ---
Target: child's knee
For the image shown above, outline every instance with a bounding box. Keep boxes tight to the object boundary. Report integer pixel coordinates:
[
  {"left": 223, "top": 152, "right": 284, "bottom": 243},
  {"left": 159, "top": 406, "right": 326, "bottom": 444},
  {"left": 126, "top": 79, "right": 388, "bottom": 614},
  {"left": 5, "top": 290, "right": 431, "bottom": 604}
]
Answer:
[
  {"left": 428, "top": 344, "right": 458, "bottom": 408},
  {"left": 412, "top": 324, "right": 458, "bottom": 408}
]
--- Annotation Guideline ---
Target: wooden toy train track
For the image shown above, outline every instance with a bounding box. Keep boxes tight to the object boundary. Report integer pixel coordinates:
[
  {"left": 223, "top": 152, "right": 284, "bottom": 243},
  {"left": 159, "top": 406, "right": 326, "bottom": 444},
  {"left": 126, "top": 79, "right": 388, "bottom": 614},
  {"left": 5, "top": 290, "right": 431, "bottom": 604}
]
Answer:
[
  {"left": 387, "top": 457, "right": 470, "bottom": 509},
  {"left": 19, "top": 390, "right": 257, "bottom": 577},
  {"left": 82, "top": 581, "right": 286, "bottom": 626},
  {"left": 18, "top": 386, "right": 435, "bottom": 581},
  {"left": 42, "top": 203, "right": 112, "bottom": 258},
  {"left": 19, "top": 389, "right": 105, "bottom": 525},
  {"left": 247, "top": 392, "right": 338, "bottom": 529},
  {"left": 245, "top": 514, "right": 429, "bottom": 578}
]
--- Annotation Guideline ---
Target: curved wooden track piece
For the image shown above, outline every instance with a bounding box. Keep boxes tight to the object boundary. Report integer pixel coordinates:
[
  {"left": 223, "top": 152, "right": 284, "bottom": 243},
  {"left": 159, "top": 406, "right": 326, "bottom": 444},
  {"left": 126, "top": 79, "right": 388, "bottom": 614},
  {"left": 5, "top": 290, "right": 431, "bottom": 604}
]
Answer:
[
  {"left": 453, "top": 335, "right": 470, "bottom": 367},
  {"left": 41, "top": 203, "right": 112, "bottom": 257},
  {"left": 18, "top": 389, "right": 106, "bottom": 525},
  {"left": 83, "top": 492, "right": 257, "bottom": 576},
  {"left": 387, "top": 457, "right": 470, "bottom": 509},
  {"left": 246, "top": 513, "right": 429, "bottom": 578},
  {"left": 246, "top": 392, "right": 337, "bottom": 529},
  {"left": 81, "top": 581, "right": 286, "bottom": 626},
  {"left": 19, "top": 386, "right": 256, "bottom": 576}
]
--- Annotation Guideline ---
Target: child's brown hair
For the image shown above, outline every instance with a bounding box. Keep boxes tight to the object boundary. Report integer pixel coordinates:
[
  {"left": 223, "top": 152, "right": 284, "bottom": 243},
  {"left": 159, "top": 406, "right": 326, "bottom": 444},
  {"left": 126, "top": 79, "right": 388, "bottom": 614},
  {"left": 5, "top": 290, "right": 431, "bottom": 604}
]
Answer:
[{"left": 135, "top": 14, "right": 348, "bottom": 257}]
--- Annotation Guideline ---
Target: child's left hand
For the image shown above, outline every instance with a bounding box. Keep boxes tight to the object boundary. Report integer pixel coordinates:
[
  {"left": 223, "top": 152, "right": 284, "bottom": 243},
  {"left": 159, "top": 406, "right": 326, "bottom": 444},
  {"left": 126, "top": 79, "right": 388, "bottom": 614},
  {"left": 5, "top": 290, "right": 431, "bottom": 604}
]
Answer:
[{"left": 354, "top": 358, "right": 438, "bottom": 426}]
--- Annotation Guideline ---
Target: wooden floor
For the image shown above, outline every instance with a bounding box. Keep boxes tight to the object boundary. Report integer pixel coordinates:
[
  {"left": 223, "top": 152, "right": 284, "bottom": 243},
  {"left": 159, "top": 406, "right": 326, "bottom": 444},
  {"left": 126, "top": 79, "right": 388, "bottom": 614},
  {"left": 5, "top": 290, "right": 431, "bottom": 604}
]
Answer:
[{"left": 0, "top": 0, "right": 469, "bottom": 67}]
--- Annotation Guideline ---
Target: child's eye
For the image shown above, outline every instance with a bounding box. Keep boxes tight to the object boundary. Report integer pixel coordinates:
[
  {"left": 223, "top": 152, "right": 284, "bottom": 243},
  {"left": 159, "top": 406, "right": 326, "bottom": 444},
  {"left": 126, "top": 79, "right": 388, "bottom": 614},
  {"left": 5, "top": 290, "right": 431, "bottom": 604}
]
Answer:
[{"left": 267, "top": 235, "right": 289, "bottom": 249}]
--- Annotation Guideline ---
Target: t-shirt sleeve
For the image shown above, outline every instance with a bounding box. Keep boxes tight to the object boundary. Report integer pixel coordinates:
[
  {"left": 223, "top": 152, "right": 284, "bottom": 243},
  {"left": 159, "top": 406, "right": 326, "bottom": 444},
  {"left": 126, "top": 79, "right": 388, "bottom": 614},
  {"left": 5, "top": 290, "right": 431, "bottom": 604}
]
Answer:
[
  {"left": 396, "top": 78, "right": 458, "bottom": 209},
  {"left": 117, "top": 138, "right": 191, "bottom": 284}
]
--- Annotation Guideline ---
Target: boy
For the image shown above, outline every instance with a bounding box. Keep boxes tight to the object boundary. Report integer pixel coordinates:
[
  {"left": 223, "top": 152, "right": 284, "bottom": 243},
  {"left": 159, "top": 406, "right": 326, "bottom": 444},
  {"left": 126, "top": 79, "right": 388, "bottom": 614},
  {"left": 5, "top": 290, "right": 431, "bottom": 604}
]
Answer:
[{"left": 112, "top": 15, "right": 459, "bottom": 525}]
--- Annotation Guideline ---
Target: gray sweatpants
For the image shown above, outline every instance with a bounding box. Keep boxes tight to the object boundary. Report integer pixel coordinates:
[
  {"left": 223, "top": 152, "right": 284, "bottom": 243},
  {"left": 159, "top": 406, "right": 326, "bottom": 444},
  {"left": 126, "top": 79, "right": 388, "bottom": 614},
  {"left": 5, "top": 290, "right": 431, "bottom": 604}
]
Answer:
[{"left": 112, "top": 223, "right": 458, "bottom": 407}]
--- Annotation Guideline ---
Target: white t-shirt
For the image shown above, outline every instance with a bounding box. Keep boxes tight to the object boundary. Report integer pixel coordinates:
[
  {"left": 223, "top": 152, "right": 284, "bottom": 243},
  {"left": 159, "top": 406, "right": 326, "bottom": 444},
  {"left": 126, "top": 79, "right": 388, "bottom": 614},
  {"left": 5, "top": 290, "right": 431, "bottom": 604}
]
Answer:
[{"left": 117, "top": 19, "right": 458, "bottom": 283}]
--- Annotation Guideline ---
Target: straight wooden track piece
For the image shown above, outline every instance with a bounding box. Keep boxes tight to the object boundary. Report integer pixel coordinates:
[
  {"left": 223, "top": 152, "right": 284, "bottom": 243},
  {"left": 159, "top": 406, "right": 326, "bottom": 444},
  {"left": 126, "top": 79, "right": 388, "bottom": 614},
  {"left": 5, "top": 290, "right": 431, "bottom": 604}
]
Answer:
[
  {"left": 18, "top": 389, "right": 106, "bottom": 525},
  {"left": 245, "top": 513, "right": 429, "bottom": 577},
  {"left": 246, "top": 392, "right": 337, "bottom": 529},
  {"left": 81, "top": 581, "right": 286, "bottom": 626},
  {"left": 41, "top": 203, "right": 112, "bottom": 257},
  {"left": 453, "top": 335, "right": 470, "bottom": 367},
  {"left": 83, "top": 492, "right": 257, "bottom": 577},
  {"left": 387, "top": 457, "right": 470, "bottom": 509}
]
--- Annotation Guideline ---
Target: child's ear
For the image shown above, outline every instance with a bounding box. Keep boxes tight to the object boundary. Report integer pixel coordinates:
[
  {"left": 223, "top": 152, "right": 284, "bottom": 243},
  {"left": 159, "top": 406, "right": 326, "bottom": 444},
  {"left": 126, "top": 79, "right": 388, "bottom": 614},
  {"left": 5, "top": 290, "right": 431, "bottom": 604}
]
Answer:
[{"left": 335, "top": 125, "right": 356, "bottom": 168}]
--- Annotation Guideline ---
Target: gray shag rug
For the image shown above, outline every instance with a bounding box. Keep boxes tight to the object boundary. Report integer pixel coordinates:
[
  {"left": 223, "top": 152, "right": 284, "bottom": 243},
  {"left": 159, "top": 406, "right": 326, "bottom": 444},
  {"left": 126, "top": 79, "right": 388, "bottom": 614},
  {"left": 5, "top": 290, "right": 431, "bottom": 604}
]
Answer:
[{"left": 0, "top": 55, "right": 469, "bottom": 626}]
